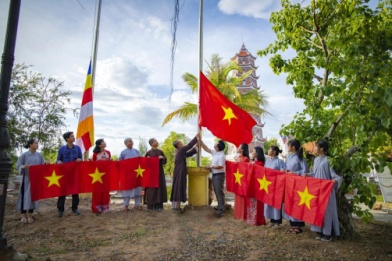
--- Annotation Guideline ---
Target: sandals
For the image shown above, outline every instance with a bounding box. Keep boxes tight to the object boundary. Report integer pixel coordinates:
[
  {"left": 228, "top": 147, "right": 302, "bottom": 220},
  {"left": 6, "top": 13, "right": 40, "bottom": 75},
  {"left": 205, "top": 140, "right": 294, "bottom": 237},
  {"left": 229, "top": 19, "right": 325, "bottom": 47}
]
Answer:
[
  {"left": 21, "top": 218, "right": 27, "bottom": 224},
  {"left": 27, "top": 217, "right": 34, "bottom": 223},
  {"left": 123, "top": 206, "right": 129, "bottom": 212},
  {"left": 133, "top": 206, "right": 142, "bottom": 211},
  {"left": 289, "top": 227, "right": 303, "bottom": 234}
]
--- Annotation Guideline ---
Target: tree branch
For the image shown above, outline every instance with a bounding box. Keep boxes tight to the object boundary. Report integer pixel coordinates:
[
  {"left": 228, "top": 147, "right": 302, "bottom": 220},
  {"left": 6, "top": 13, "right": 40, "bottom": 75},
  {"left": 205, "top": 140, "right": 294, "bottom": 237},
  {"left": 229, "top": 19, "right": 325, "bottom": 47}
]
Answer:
[
  {"left": 313, "top": 74, "right": 323, "bottom": 83},
  {"left": 344, "top": 146, "right": 360, "bottom": 158},
  {"left": 325, "top": 105, "right": 351, "bottom": 139}
]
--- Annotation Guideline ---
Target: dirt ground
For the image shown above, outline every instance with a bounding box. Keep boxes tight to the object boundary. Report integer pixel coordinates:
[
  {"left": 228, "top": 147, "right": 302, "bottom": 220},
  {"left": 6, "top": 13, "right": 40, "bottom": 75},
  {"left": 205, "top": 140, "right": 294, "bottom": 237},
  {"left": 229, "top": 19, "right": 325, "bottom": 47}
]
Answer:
[{"left": 1, "top": 193, "right": 392, "bottom": 261}]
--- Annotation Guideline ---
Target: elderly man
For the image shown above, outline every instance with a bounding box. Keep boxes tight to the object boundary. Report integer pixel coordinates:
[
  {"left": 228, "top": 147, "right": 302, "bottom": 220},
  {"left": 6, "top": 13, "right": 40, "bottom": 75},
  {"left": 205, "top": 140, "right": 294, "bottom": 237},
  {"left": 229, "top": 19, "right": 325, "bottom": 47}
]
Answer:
[
  {"left": 200, "top": 140, "right": 226, "bottom": 218},
  {"left": 170, "top": 133, "right": 200, "bottom": 212},
  {"left": 119, "top": 138, "right": 142, "bottom": 211}
]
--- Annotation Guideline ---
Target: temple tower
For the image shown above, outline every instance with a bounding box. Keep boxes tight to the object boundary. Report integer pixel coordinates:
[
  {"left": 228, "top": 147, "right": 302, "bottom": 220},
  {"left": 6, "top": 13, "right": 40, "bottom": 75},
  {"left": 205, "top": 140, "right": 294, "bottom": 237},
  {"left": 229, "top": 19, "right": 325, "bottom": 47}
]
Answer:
[{"left": 231, "top": 43, "right": 266, "bottom": 153}]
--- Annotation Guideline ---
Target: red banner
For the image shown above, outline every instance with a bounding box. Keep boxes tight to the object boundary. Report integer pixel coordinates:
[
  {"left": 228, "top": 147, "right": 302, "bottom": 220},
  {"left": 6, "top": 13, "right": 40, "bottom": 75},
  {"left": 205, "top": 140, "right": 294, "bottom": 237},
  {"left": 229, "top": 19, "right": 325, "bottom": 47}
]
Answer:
[
  {"left": 29, "top": 157, "right": 159, "bottom": 201},
  {"left": 284, "top": 174, "right": 334, "bottom": 226},
  {"left": 226, "top": 161, "right": 251, "bottom": 197}
]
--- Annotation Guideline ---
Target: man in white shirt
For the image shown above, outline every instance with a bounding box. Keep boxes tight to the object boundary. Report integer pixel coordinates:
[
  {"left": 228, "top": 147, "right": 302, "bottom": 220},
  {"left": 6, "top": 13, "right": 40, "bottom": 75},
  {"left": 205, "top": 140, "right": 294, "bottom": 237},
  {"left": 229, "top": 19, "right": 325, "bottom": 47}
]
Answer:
[{"left": 201, "top": 140, "right": 226, "bottom": 218}]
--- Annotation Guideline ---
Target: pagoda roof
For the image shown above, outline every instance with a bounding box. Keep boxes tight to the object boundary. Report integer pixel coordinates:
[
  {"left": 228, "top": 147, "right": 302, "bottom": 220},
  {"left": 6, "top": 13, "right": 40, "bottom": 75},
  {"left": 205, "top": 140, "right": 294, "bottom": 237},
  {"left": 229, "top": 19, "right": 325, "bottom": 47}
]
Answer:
[{"left": 231, "top": 43, "right": 257, "bottom": 60}]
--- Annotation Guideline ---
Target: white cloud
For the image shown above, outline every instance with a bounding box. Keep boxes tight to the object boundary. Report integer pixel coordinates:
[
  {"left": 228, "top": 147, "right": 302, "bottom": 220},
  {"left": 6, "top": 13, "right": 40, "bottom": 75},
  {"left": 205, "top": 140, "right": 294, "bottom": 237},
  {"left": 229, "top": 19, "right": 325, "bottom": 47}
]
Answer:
[{"left": 217, "top": 0, "right": 280, "bottom": 19}]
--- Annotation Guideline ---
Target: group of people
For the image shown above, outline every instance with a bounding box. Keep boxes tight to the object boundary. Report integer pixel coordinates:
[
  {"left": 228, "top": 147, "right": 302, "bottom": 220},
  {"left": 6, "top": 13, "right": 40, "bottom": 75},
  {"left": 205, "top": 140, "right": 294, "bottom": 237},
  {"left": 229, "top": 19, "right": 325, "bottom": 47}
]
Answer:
[
  {"left": 16, "top": 131, "right": 341, "bottom": 242},
  {"left": 229, "top": 139, "right": 341, "bottom": 242}
]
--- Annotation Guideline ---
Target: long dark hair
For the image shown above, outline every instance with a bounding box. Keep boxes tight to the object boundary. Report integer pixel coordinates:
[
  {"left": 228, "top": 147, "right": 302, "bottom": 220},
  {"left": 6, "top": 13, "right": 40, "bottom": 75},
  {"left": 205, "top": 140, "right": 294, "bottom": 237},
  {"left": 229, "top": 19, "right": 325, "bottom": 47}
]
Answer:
[
  {"left": 93, "top": 139, "right": 104, "bottom": 153},
  {"left": 254, "top": 146, "right": 265, "bottom": 164},
  {"left": 270, "top": 146, "right": 282, "bottom": 156},
  {"left": 288, "top": 139, "right": 304, "bottom": 160},
  {"left": 316, "top": 139, "right": 329, "bottom": 154},
  {"left": 24, "top": 138, "right": 36, "bottom": 149},
  {"left": 240, "top": 143, "right": 249, "bottom": 159}
]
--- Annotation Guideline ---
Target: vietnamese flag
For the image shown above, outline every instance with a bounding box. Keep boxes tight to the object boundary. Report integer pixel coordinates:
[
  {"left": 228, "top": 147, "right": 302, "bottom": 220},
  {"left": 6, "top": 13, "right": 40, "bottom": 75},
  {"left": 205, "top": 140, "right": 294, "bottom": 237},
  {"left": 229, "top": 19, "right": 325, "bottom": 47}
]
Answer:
[
  {"left": 284, "top": 174, "right": 334, "bottom": 226},
  {"left": 118, "top": 157, "right": 159, "bottom": 190},
  {"left": 198, "top": 71, "right": 257, "bottom": 147},
  {"left": 30, "top": 162, "right": 78, "bottom": 201},
  {"left": 251, "top": 165, "right": 285, "bottom": 210},
  {"left": 77, "top": 161, "right": 119, "bottom": 193},
  {"left": 225, "top": 161, "right": 251, "bottom": 197}
]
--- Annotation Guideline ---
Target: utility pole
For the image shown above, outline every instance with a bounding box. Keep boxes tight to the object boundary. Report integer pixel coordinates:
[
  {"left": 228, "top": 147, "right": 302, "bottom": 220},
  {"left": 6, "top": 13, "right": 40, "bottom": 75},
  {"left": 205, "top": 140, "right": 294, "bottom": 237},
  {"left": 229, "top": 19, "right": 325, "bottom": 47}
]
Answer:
[{"left": 0, "top": 0, "right": 22, "bottom": 248}]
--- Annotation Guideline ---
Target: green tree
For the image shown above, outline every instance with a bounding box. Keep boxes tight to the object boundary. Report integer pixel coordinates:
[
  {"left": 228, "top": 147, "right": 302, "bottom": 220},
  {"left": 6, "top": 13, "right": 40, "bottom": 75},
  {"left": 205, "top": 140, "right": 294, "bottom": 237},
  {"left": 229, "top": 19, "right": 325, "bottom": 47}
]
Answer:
[
  {"left": 8, "top": 64, "right": 71, "bottom": 166},
  {"left": 162, "top": 54, "right": 269, "bottom": 126},
  {"left": 259, "top": 0, "right": 392, "bottom": 239},
  {"left": 263, "top": 137, "right": 279, "bottom": 150}
]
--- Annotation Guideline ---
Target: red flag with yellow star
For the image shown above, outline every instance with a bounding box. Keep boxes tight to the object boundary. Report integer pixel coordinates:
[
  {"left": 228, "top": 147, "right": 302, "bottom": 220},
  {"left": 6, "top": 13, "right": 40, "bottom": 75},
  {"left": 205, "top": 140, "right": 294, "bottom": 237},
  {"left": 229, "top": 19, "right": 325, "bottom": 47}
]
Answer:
[
  {"left": 77, "top": 161, "right": 119, "bottom": 193},
  {"left": 284, "top": 174, "right": 334, "bottom": 226},
  {"left": 225, "top": 161, "right": 251, "bottom": 197},
  {"left": 118, "top": 157, "right": 159, "bottom": 190},
  {"left": 29, "top": 162, "right": 78, "bottom": 201},
  {"left": 250, "top": 165, "right": 285, "bottom": 210},
  {"left": 198, "top": 72, "right": 257, "bottom": 147}
]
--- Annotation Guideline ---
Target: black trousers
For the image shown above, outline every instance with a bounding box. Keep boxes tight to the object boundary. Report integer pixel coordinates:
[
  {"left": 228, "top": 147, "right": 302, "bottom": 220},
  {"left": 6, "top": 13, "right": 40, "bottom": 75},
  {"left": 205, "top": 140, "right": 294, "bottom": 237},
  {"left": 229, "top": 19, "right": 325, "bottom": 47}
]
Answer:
[
  {"left": 57, "top": 194, "right": 79, "bottom": 212},
  {"left": 212, "top": 173, "right": 225, "bottom": 212}
]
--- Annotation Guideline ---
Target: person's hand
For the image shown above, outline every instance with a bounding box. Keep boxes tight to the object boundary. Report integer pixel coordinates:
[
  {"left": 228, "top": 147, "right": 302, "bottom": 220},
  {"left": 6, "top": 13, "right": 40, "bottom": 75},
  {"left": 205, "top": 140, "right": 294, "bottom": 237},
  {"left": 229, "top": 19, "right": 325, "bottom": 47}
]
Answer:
[
  {"left": 76, "top": 158, "right": 82, "bottom": 162},
  {"left": 147, "top": 156, "right": 150, "bottom": 158},
  {"left": 57, "top": 161, "right": 63, "bottom": 164},
  {"left": 303, "top": 173, "right": 308, "bottom": 177},
  {"left": 280, "top": 168, "right": 285, "bottom": 172},
  {"left": 23, "top": 164, "right": 29, "bottom": 169},
  {"left": 45, "top": 160, "right": 51, "bottom": 165},
  {"left": 204, "top": 165, "right": 210, "bottom": 170},
  {"left": 196, "top": 133, "right": 201, "bottom": 140},
  {"left": 158, "top": 156, "right": 164, "bottom": 159}
]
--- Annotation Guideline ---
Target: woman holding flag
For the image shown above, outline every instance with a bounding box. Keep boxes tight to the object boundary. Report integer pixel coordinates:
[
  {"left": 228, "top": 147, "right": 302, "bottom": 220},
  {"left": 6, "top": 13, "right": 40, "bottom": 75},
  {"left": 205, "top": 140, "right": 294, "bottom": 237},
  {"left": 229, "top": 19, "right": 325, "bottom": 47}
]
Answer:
[{"left": 234, "top": 143, "right": 250, "bottom": 220}]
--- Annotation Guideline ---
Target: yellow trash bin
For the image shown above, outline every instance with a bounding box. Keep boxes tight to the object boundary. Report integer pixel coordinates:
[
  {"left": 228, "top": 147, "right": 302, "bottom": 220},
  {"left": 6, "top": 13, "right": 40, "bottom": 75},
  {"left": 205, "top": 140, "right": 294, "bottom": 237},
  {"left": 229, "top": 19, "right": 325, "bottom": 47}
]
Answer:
[{"left": 187, "top": 167, "right": 210, "bottom": 206}]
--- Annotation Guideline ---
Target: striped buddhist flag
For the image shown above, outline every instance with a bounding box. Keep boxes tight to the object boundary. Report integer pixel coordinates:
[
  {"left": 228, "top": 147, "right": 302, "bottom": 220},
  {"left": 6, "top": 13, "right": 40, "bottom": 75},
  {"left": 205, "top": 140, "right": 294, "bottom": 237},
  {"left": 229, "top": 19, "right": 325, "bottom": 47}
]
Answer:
[{"left": 75, "top": 62, "right": 94, "bottom": 153}]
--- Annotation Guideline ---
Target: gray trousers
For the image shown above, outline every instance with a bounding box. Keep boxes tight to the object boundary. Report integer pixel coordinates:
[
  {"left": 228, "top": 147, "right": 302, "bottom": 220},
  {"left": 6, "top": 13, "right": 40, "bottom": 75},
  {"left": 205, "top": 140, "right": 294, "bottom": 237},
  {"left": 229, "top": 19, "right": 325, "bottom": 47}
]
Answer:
[{"left": 212, "top": 173, "right": 225, "bottom": 212}]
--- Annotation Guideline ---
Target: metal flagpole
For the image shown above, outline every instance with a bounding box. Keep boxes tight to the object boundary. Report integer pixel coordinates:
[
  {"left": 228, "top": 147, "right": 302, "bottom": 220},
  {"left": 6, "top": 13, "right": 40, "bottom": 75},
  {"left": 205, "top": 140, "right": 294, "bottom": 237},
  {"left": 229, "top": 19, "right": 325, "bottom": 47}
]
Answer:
[
  {"left": 196, "top": 0, "right": 203, "bottom": 167},
  {"left": 84, "top": 0, "right": 101, "bottom": 161}
]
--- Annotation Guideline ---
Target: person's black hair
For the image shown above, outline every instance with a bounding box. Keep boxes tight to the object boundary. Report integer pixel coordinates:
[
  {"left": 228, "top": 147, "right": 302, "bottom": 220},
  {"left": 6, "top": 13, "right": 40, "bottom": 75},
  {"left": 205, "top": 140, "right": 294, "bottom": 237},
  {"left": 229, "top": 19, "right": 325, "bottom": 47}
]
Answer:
[
  {"left": 173, "top": 140, "right": 180, "bottom": 149},
  {"left": 93, "top": 139, "right": 104, "bottom": 153},
  {"left": 288, "top": 139, "right": 304, "bottom": 160},
  {"left": 149, "top": 138, "right": 156, "bottom": 146},
  {"left": 217, "top": 140, "right": 225, "bottom": 151},
  {"left": 316, "top": 139, "right": 329, "bottom": 154},
  {"left": 63, "top": 131, "right": 73, "bottom": 141},
  {"left": 24, "top": 138, "right": 36, "bottom": 149},
  {"left": 240, "top": 143, "right": 250, "bottom": 158},
  {"left": 254, "top": 146, "right": 265, "bottom": 164},
  {"left": 270, "top": 146, "right": 282, "bottom": 156}
]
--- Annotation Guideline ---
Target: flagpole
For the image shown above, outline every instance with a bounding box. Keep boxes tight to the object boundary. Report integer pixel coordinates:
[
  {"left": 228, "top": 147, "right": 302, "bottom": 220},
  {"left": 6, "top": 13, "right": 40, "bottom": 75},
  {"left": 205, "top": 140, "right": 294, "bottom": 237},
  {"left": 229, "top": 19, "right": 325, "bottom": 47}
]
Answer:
[
  {"left": 91, "top": 0, "right": 102, "bottom": 93},
  {"left": 197, "top": 0, "right": 203, "bottom": 167},
  {"left": 83, "top": 0, "right": 101, "bottom": 161}
]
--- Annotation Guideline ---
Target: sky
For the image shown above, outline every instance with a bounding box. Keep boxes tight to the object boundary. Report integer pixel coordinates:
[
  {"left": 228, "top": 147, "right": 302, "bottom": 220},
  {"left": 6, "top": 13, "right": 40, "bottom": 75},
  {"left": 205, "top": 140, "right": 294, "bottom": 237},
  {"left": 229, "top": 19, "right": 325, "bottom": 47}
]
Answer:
[{"left": 0, "top": 0, "right": 308, "bottom": 157}]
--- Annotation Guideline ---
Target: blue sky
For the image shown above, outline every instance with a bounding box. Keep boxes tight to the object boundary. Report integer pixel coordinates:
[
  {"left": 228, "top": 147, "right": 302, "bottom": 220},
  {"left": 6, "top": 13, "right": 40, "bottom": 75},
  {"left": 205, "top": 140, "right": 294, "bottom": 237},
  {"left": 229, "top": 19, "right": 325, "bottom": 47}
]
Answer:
[{"left": 0, "top": 0, "right": 307, "bottom": 156}]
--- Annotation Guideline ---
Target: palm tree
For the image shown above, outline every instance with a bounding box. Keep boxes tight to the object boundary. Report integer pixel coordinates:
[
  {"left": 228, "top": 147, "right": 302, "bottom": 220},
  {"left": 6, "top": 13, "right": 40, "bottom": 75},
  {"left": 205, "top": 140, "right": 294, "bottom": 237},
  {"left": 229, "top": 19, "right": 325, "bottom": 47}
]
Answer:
[{"left": 162, "top": 54, "right": 269, "bottom": 126}]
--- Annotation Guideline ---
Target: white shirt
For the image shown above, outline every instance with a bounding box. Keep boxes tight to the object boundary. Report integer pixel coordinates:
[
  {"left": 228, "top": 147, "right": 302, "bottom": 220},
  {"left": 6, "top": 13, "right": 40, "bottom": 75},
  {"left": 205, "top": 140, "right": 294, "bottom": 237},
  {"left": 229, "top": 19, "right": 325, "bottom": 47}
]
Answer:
[{"left": 211, "top": 150, "right": 226, "bottom": 174}]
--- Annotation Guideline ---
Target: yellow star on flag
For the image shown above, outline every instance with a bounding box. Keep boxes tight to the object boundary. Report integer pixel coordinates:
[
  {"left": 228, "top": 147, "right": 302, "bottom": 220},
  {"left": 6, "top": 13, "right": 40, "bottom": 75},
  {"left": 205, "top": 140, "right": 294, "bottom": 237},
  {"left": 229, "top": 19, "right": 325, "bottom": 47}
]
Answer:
[
  {"left": 135, "top": 164, "right": 145, "bottom": 178},
  {"left": 221, "top": 106, "right": 237, "bottom": 125},
  {"left": 44, "top": 170, "right": 63, "bottom": 188},
  {"left": 233, "top": 169, "right": 244, "bottom": 185},
  {"left": 89, "top": 168, "right": 106, "bottom": 184},
  {"left": 257, "top": 175, "right": 272, "bottom": 194},
  {"left": 297, "top": 186, "right": 316, "bottom": 210}
]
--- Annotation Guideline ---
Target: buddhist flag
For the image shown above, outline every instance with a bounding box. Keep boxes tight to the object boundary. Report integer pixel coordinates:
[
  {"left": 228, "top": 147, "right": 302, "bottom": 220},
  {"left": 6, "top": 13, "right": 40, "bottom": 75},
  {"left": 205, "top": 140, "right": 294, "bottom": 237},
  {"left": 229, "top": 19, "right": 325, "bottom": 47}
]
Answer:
[
  {"left": 225, "top": 161, "right": 251, "bottom": 197},
  {"left": 251, "top": 165, "right": 285, "bottom": 210},
  {"left": 198, "top": 71, "right": 257, "bottom": 147},
  {"left": 118, "top": 157, "right": 160, "bottom": 190},
  {"left": 75, "top": 61, "right": 94, "bottom": 153},
  {"left": 284, "top": 174, "right": 334, "bottom": 226}
]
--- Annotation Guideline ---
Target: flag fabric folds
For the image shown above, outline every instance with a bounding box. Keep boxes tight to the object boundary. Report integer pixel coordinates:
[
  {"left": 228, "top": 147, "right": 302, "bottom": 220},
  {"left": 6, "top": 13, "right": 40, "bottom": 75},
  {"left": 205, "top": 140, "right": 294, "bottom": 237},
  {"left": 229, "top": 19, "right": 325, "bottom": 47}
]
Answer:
[
  {"left": 75, "top": 61, "right": 94, "bottom": 154},
  {"left": 226, "top": 161, "right": 251, "bottom": 197},
  {"left": 284, "top": 174, "right": 334, "bottom": 226},
  {"left": 198, "top": 71, "right": 257, "bottom": 147},
  {"left": 225, "top": 161, "right": 335, "bottom": 226},
  {"left": 29, "top": 157, "right": 159, "bottom": 201},
  {"left": 250, "top": 164, "right": 285, "bottom": 210}
]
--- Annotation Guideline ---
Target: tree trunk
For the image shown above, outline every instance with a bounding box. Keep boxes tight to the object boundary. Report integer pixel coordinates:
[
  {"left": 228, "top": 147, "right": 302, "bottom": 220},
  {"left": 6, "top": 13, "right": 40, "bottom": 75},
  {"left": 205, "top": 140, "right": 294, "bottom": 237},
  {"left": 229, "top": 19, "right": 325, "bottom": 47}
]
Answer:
[{"left": 336, "top": 188, "right": 360, "bottom": 240}]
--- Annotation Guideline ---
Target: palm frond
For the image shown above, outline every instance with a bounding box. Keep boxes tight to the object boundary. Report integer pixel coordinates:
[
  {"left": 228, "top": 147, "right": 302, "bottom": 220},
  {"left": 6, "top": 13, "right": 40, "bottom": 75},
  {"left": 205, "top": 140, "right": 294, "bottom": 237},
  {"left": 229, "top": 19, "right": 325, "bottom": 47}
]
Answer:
[
  {"left": 181, "top": 73, "right": 198, "bottom": 93},
  {"left": 161, "top": 102, "right": 197, "bottom": 126}
]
